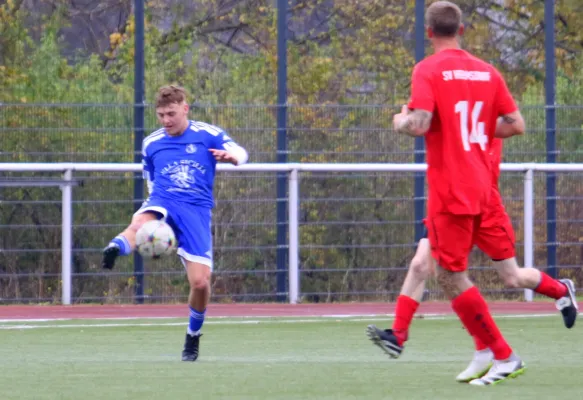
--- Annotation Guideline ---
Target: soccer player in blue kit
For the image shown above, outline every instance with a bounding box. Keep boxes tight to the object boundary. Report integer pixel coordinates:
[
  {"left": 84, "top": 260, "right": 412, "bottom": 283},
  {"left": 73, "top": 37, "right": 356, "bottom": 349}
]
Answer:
[{"left": 102, "top": 85, "right": 249, "bottom": 361}]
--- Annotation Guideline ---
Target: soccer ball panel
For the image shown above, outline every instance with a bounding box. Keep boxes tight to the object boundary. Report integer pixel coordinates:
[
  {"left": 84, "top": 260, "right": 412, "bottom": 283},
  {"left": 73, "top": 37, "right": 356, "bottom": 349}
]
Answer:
[{"left": 135, "top": 220, "right": 177, "bottom": 258}]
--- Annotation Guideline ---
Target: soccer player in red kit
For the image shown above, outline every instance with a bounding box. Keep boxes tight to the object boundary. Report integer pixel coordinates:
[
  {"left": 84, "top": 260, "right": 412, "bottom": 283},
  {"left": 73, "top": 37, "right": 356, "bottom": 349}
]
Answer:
[
  {"left": 366, "top": 1, "right": 555, "bottom": 385},
  {"left": 367, "top": 136, "right": 578, "bottom": 383}
]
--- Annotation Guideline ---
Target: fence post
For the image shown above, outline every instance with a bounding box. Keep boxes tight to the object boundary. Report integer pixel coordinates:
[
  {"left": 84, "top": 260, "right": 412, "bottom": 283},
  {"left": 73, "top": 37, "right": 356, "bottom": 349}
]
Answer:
[
  {"left": 524, "top": 168, "right": 534, "bottom": 302},
  {"left": 133, "top": 0, "right": 146, "bottom": 304},
  {"left": 61, "top": 168, "right": 73, "bottom": 305},
  {"left": 288, "top": 168, "right": 299, "bottom": 304},
  {"left": 413, "top": 0, "right": 426, "bottom": 243},
  {"left": 545, "top": 0, "right": 557, "bottom": 278},
  {"left": 276, "top": 0, "right": 289, "bottom": 302}
]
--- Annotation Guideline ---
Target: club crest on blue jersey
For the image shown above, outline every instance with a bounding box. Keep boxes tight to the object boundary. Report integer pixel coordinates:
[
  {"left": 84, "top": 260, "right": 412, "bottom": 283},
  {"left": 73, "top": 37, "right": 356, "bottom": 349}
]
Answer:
[
  {"left": 161, "top": 160, "right": 206, "bottom": 191},
  {"left": 185, "top": 144, "right": 197, "bottom": 154},
  {"left": 166, "top": 164, "right": 196, "bottom": 189}
]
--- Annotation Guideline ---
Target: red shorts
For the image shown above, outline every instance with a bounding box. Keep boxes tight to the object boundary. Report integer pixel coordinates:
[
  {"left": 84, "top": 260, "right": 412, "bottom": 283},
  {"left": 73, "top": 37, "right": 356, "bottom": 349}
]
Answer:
[
  {"left": 426, "top": 188, "right": 516, "bottom": 271},
  {"left": 475, "top": 189, "right": 516, "bottom": 260},
  {"left": 426, "top": 213, "right": 481, "bottom": 272}
]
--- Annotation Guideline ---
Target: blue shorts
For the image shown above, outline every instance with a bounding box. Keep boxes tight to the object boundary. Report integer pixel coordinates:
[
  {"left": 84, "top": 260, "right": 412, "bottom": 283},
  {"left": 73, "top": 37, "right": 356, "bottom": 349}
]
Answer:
[{"left": 135, "top": 197, "right": 213, "bottom": 270}]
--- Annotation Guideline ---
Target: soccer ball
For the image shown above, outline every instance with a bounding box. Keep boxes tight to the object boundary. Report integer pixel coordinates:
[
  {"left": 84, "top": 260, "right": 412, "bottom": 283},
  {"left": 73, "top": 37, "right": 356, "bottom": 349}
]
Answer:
[{"left": 135, "top": 220, "right": 177, "bottom": 258}]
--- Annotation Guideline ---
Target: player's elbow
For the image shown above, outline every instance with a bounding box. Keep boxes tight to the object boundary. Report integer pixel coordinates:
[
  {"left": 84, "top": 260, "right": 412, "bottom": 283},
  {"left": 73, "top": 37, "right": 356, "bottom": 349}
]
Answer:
[
  {"left": 508, "top": 114, "right": 525, "bottom": 136},
  {"left": 405, "top": 122, "right": 430, "bottom": 137},
  {"left": 412, "top": 113, "right": 432, "bottom": 137},
  {"left": 497, "top": 111, "right": 525, "bottom": 138},
  {"left": 413, "top": 126, "right": 430, "bottom": 137}
]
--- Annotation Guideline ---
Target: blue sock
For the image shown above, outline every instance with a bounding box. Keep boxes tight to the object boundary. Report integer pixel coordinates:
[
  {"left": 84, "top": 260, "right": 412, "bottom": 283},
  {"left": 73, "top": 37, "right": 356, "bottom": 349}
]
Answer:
[
  {"left": 109, "top": 235, "right": 131, "bottom": 256},
  {"left": 187, "top": 306, "right": 206, "bottom": 336}
]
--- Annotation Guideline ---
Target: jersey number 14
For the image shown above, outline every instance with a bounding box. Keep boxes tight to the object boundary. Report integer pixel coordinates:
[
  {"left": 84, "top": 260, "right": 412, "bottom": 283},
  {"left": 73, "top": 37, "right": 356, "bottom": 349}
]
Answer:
[{"left": 455, "top": 101, "right": 487, "bottom": 151}]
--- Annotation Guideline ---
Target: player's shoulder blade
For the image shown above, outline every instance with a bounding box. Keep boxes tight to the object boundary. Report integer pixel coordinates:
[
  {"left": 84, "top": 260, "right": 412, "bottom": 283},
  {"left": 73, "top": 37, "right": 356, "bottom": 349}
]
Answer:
[
  {"left": 419, "top": 52, "right": 439, "bottom": 64},
  {"left": 414, "top": 54, "right": 437, "bottom": 72},
  {"left": 464, "top": 50, "right": 493, "bottom": 66}
]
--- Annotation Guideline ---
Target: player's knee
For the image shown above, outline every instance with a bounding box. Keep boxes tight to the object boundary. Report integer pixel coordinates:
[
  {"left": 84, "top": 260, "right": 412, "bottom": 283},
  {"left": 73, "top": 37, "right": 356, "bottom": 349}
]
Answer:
[
  {"left": 128, "top": 213, "right": 158, "bottom": 233},
  {"left": 409, "top": 256, "right": 431, "bottom": 280},
  {"left": 494, "top": 260, "right": 524, "bottom": 288},
  {"left": 127, "top": 222, "right": 141, "bottom": 233},
  {"left": 190, "top": 276, "right": 210, "bottom": 291},
  {"left": 502, "top": 274, "right": 521, "bottom": 289}
]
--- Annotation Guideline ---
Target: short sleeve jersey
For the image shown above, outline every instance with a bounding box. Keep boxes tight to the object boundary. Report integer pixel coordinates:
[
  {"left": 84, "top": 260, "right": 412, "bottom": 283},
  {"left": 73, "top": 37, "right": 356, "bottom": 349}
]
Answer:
[{"left": 407, "top": 49, "right": 517, "bottom": 215}]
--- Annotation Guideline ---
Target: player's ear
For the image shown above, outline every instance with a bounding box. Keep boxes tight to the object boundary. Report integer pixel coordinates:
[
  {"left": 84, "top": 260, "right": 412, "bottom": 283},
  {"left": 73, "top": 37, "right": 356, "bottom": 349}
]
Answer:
[
  {"left": 183, "top": 101, "right": 189, "bottom": 114},
  {"left": 458, "top": 24, "right": 465, "bottom": 37},
  {"left": 426, "top": 27, "right": 433, "bottom": 39}
]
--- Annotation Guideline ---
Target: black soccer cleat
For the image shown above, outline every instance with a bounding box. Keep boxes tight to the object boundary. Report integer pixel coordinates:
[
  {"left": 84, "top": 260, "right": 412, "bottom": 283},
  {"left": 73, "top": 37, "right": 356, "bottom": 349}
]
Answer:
[
  {"left": 556, "top": 279, "right": 578, "bottom": 329},
  {"left": 366, "top": 325, "right": 403, "bottom": 359},
  {"left": 101, "top": 245, "right": 120, "bottom": 270},
  {"left": 181, "top": 333, "right": 202, "bottom": 362}
]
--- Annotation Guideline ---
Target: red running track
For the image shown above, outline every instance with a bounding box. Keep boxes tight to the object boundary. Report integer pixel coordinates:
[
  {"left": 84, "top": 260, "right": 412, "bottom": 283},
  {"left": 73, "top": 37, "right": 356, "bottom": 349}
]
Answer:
[{"left": 0, "top": 301, "right": 569, "bottom": 320}]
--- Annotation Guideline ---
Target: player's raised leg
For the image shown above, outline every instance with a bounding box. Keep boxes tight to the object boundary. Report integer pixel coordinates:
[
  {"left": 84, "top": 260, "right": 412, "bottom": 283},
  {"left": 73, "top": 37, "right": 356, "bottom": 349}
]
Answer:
[
  {"left": 101, "top": 210, "right": 159, "bottom": 270},
  {"left": 493, "top": 258, "right": 577, "bottom": 328},
  {"left": 367, "top": 237, "right": 433, "bottom": 358},
  {"left": 448, "top": 213, "right": 576, "bottom": 382},
  {"left": 475, "top": 198, "right": 578, "bottom": 329}
]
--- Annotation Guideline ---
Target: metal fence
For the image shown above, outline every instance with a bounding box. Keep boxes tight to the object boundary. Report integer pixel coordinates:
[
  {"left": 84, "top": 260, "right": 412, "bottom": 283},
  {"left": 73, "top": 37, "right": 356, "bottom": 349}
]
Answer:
[
  {"left": 3, "top": 103, "right": 583, "bottom": 162},
  {"left": 1, "top": 103, "right": 583, "bottom": 304},
  {"left": 1, "top": 161, "right": 583, "bottom": 305}
]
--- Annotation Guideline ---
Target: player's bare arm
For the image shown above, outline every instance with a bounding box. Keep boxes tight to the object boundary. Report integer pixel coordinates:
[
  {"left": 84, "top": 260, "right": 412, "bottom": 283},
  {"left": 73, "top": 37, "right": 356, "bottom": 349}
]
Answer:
[
  {"left": 495, "top": 110, "right": 525, "bottom": 138},
  {"left": 393, "top": 106, "right": 433, "bottom": 137}
]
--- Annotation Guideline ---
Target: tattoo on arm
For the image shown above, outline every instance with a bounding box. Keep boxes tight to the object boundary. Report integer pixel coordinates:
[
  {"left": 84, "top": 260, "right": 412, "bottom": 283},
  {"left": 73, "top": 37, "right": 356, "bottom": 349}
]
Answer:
[
  {"left": 500, "top": 114, "right": 516, "bottom": 124},
  {"left": 396, "top": 110, "right": 433, "bottom": 137}
]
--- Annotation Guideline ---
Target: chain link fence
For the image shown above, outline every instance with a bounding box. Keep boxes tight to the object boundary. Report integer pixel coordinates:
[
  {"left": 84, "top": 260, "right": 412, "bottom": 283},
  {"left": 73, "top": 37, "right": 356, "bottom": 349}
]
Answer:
[{"left": 1, "top": 103, "right": 582, "bottom": 303}]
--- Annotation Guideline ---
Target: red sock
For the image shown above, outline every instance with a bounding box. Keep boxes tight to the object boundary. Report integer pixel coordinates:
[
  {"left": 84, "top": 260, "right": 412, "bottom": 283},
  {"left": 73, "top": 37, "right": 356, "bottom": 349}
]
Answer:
[
  {"left": 459, "top": 324, "right": 487, "bottom": 350},
  {"left": 451, "top": 286, "right": 512, "bottom": 360},
  {"left": 391, "top": 295, "right": 420, "bottom": 345},
  {"left": 472, "top": 335, "right": 488, "bottom": 351},
  {"left": 534, "top": 272, "right": 567, "bottom": 299}
]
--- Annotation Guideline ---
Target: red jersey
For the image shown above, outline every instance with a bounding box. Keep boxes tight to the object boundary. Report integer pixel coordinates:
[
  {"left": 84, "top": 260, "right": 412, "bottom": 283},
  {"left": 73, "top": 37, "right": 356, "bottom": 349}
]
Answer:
[{"left": 408, "top": 49, "right": 517, "bottom": 215}]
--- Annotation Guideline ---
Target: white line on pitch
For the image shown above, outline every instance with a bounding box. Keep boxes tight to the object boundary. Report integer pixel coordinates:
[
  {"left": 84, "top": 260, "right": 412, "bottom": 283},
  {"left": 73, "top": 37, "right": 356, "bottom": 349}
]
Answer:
[
  {"left": 0, "top": 311, "right": 558, "bottom": 323},
  {"left": 0, "top": 313, "right": 560, "bottom": 330}
]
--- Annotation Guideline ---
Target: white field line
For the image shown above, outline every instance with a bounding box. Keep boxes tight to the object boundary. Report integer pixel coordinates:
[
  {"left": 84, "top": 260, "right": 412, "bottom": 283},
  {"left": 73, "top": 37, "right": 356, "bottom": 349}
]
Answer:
[
  {"left": 0, "top": 314, "right": 391, "bottom": 323},
  {"left": 0, "top": 310, "right": 561, "bottom": 324},
  {"left": 0, "top": 313, "right": 562, "bottom": 330}
]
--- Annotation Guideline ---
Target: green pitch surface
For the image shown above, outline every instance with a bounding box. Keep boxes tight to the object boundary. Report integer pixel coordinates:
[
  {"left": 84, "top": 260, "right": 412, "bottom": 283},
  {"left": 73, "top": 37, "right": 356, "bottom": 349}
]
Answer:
[{"left": 1, "top": 315, "right": 580, "bottom": 399}]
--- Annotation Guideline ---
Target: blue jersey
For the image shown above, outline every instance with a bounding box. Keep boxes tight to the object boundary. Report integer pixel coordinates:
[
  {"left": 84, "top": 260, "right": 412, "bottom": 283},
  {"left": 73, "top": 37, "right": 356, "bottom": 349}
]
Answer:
[{"left": 142, "top": 120, "right": 247, "bottom": 208}]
